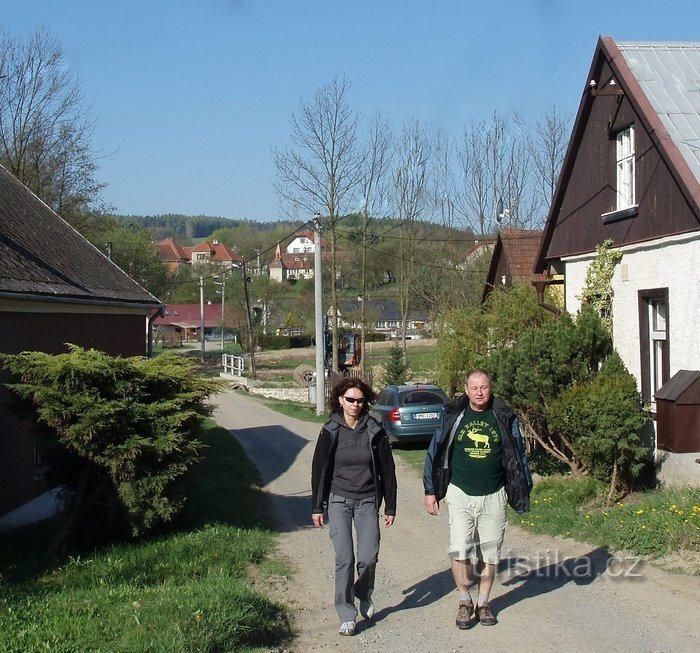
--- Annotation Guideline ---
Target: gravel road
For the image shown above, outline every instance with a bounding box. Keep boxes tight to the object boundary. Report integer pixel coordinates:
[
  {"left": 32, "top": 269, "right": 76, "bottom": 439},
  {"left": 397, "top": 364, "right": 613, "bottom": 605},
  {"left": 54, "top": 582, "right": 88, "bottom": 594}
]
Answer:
[{"left": 213, "top": 391, "right": 700, "bottom": 653}]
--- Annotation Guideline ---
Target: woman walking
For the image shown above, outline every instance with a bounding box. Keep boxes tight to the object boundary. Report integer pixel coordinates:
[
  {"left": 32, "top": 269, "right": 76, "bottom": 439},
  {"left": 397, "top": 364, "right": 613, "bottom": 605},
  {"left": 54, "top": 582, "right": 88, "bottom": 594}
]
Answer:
[{"left": 311, "top": 377, "right": 397, "bottom": 636}]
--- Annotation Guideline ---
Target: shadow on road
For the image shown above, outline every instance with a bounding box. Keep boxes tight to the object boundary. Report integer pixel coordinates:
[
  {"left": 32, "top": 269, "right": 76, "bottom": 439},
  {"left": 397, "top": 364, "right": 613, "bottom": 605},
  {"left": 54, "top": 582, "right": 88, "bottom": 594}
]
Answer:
[
  {"left": 227, "top": 424, "right": 315, "bottom": 533},
  {"left": 230, "top": 424, "right": 309, "bottom": 484},
  {"left": 369, "top": 568, "right": 455, "bottom": 624},
  {"left": 492, "top": 545, "right": 614, "bottom": 614}
]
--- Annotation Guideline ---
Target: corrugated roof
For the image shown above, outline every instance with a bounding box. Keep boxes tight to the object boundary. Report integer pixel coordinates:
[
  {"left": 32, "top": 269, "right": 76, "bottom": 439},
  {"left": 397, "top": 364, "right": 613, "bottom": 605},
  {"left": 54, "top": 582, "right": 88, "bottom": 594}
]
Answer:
[
  {"left": 0, "top": 164, "right": 160, "bottom": 307},
  {"left": 618, "top": 42, "right": 700, "bottom": 183}
]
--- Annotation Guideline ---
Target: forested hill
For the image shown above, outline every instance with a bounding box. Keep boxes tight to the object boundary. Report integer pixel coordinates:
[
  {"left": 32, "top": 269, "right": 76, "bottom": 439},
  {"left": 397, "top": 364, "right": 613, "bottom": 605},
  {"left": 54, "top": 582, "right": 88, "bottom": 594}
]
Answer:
[
  {"left": 112, "top": 214, "right": 297, "bottom": 241},
  {"left": 113, "top": 213, "right": 472, "bottom": 244}
]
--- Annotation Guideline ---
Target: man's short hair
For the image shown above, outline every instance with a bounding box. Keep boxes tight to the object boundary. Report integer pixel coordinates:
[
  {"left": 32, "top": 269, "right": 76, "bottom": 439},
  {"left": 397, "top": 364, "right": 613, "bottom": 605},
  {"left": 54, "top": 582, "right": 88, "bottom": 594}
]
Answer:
[{"left": 466, "top": 368, "right": 491, "bottom": 384}]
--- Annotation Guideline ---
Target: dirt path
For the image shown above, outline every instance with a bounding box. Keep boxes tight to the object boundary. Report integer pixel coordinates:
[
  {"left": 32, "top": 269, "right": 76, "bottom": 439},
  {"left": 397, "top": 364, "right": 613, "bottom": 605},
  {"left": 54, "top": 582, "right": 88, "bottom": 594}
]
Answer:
[{"left": 213, "top": 391, "right": 700, "bottom": 653}]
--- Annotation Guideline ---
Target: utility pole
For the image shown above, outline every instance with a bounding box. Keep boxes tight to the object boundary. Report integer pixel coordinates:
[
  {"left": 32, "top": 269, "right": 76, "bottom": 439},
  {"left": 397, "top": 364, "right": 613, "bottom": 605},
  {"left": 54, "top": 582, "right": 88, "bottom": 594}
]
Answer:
[
  {"left": 314, "top": 213, "right": 325, "bottom": 415},
  {"left": 199, "top": 275, "right": 205, "bottom": 363},
  {"left": 214, "top": 274, "right": 226, "bottom": 351},
  {"left": 242, "top": 261, "right": 256, "bottom": 379}
]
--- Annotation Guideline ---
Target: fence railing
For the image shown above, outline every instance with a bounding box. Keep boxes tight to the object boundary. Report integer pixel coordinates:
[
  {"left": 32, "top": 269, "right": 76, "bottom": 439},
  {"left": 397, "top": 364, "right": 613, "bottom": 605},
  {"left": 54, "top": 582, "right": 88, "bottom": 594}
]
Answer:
[{"left": 222, "top": 354, "right": 245, "bottom": 376}]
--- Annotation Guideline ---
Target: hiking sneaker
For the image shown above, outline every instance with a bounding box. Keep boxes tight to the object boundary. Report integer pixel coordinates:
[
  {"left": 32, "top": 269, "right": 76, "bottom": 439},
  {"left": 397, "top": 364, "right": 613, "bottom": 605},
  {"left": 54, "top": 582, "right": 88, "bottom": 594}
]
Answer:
[
  {"left": 359, "top": 599, "right": 375, "bottom": 619},
  {"left": 338, "top": 621, "right": 356, "bottom": 636},
  {"left": 455, "top": 600, "right": 476, "bottom": 630},
  {"left": 477, "top": 603, "right": 498, "bottom": 626}
]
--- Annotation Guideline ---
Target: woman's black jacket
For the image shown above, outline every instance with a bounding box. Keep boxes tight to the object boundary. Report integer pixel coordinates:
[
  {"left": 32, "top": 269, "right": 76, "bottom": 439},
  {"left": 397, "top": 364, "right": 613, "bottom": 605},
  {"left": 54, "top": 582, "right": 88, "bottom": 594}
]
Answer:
[
  {"left": 423, "top": 394, "right": 532, "bottom": 513},
  {"left": 311, "top": 414, "right": 397, "bottom": 516}
]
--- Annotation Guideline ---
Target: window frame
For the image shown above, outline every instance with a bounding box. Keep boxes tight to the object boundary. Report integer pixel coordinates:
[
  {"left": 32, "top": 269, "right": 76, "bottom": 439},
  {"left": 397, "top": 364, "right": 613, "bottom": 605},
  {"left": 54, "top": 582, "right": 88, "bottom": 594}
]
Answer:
[
  {"left": 638, "top": 288, "right": 670, "bottom": 405},
  {"left": 616, "top": 125, "right": 636, "bottom": 211}
]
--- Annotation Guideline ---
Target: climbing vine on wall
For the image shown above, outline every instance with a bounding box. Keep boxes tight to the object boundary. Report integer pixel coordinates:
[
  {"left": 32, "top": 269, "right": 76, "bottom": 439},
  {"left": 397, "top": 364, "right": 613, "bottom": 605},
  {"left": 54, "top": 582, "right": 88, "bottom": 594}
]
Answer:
[{"left": 578, "top": 239, "right": 623, "bottom": 332}]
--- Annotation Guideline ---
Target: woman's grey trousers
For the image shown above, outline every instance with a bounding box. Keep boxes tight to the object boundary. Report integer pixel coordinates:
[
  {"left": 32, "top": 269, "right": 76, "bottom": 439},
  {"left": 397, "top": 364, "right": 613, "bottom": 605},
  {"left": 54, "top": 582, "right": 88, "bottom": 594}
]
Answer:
[{"left": 327, "top": 492, "right": 380, "bottom": 623}]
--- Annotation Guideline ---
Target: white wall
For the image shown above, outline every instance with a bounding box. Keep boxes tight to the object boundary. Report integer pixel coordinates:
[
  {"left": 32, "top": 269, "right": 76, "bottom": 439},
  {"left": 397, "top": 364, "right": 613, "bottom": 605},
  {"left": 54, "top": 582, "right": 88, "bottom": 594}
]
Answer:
[
  {"left": 563, "top": 233, "right": 700, "bottom": 485},
  {"left": 563, "top": 232, "right": 700, "bottom": 391}
]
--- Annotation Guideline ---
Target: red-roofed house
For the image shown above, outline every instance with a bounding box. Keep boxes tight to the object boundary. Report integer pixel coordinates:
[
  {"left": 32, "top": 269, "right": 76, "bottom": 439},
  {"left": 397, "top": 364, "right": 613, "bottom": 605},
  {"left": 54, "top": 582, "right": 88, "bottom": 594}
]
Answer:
[
  {"left": 482, "top": 229, "right": 543, "bottom": 302},
  {"left": 269, "top": 243, "right": 315, "bottom": 282},
  {"left": 155, "top": 237, "right": 189, "bottom": 270},
  {"left": 154, "top": 238, "right": 244, "bottom": 270},
  {"left": 153, "top": 303, "right": 223, "bottom": 343},
  {"left": 186, "top": 240, "right": 244, "bottom": 268}
]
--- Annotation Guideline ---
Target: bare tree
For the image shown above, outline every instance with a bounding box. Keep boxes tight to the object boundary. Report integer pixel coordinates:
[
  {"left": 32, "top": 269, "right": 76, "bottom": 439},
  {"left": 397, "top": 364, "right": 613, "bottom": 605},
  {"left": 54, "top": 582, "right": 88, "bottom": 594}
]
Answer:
[
  {"left": 273, "top": 77, "right": 363, "bottom": 373},
  {"left": 392, "top": 120, "right": 431, "bottom": 362},
  {"left": 430, "top": 130, "right": 458, "bottom": 229},
  {"left": 530, "top": 103, "right": 570, "bottom": 208},
  {"left": 0, "top": 27, "right": 104, "bottom": 224},
  {"left": 356, "top": 113, "right": 392, "bottom": 370},
  {"left": 454, "top": 112, "right": 545, "bottom": 234}
]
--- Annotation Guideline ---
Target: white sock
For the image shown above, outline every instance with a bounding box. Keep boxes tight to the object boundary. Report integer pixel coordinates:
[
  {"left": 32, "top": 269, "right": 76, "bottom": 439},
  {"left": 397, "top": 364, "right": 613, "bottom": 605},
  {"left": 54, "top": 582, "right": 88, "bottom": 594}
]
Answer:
[
  {"left": 459, "top": 592, "right": 472, "bottom": 603},
  {"left": 477, "top": 594, "right": 489, "bottom": 606}
]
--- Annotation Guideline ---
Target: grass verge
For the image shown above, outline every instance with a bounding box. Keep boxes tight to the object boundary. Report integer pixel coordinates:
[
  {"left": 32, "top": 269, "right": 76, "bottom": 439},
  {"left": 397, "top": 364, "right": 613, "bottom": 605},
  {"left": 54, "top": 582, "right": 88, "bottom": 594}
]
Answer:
[
  {"left": 0, "top": 422, "right": 292, "bottom": 653},
  {"left": 514, "top": 475, "right": 700, "bottom": 570},
  {"left": 256, "top": 395, "right": 328, "bottom": 424}
]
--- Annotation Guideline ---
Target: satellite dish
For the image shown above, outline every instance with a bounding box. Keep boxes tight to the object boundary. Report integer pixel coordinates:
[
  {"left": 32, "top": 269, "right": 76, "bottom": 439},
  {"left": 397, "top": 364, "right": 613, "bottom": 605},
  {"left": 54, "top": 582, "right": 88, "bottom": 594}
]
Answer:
[{"left": 496, "top": 199, "right": 504, "bottom": 223}]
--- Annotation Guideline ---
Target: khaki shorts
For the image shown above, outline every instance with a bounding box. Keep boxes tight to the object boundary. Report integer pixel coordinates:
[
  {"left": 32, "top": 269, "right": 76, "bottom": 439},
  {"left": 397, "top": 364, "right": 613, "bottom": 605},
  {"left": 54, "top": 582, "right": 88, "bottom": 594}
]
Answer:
[{"left": 445, "top": 484, "right": 507, "bottom": 565}]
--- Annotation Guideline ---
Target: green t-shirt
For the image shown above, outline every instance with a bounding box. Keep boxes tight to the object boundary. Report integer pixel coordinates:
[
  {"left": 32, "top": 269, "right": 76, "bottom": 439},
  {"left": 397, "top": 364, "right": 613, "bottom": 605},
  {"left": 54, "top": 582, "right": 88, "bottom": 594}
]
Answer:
[{"left": 449, "top": 407, "right": 505, "bottom": 496}]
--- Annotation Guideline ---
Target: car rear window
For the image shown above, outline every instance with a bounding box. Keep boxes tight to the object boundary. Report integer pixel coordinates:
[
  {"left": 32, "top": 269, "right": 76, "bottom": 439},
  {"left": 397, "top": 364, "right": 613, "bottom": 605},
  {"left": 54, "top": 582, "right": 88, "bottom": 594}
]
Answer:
[{"left": 400, "top": 390, "right": 446, "bottom": 406}]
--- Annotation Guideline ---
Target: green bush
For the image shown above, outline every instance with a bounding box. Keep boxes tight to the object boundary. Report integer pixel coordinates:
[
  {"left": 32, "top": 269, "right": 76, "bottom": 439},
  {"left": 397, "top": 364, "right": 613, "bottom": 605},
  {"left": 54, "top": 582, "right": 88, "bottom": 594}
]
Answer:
[
  {"left": 0, "top": 424, "right": 292, "bottom": 652},
  {"left": 259, "top": 335, "right": 313, "bottom": 350},
  {"left": 548, "top": 352, "right": 651, "bottom": 499},
  {"left": 1, "top": 347, "right": 221, "bottom": 553},
  {"left": 487, "top": 307, "right": 613, "bottom": 476},
  {"left": 436, "top": 285, "right": 552, "bottom": 391},
  {"left": 377, "top": 342, "right": 410, "bottom": 386}
]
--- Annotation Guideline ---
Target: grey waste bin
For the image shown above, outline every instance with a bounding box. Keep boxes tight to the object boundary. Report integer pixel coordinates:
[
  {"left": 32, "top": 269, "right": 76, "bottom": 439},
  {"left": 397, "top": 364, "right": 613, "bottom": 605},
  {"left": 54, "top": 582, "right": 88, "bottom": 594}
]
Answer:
[{"left": 308, "top": 383, "right": 317, "bottom": 404}]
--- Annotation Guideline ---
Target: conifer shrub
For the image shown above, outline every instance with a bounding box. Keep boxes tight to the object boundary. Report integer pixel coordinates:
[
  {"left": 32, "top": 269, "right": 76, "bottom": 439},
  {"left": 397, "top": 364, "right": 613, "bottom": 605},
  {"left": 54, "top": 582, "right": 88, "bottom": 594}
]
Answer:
[
  {"left": 1, "top": 346, "right": 221, "bottom": 552},
  {"left": 548, "top": 352, "right": 652, "bottom": 500}
]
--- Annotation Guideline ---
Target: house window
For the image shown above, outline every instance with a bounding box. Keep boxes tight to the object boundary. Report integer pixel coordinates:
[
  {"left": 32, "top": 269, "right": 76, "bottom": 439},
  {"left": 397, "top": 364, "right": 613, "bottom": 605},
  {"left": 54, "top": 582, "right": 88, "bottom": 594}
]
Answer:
[
  {"left": 616, "top": 126, "right": 635, "bottom": 210},
  {"left": 638, "top": 288, "right": 669, "bottom": 404}
]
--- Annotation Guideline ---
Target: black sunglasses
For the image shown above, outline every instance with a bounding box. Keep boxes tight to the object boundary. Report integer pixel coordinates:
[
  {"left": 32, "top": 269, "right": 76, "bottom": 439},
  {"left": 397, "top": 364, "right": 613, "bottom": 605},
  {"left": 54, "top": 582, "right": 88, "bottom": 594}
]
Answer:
[{"left": 342, "top": 396, "right": 365, "bottom": 404}]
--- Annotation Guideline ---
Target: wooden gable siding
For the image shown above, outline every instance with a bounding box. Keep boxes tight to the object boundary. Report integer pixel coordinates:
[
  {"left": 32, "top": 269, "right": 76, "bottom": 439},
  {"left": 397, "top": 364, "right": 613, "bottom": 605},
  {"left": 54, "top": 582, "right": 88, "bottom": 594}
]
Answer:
[
  {"left": 0, "top": 311, "right": 148, "bottom": 517},
  {"left": 544, "top": 54, "right": 700, "bottom": 264}
]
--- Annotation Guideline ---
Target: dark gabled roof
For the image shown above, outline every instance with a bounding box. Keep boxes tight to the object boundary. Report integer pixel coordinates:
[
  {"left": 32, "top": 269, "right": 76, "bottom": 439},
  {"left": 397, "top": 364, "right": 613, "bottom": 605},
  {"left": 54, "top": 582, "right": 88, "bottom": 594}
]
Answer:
[
  {"left": 535, "top": 36, "right": 700, "bottom": 273},
  {"left": 655, "top": 369, "right": 700, "bottom": 403},
  {"left": 482, "top": 229, "right": 542, "bottom": 302},
  {"left": 280, "top": 252, "right": 313, "bottom": 271},
  {"left": 0, "top": 164, "right": 160, "bottom": 308}
]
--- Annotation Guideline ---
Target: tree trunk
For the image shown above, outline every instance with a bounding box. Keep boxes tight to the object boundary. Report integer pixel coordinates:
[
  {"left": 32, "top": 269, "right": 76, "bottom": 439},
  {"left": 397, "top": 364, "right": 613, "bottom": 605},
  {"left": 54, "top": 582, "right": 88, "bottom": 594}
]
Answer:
[
  {"left": 49, "top": 462, "right": 93, "bottom": 556},
  {"left": 519, "top": 416, "right": 589, "bottom": 476}
]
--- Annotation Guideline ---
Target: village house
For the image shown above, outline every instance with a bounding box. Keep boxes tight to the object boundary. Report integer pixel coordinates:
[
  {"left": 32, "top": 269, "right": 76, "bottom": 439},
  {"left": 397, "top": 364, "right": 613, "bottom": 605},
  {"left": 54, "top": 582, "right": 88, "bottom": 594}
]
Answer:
[
  {"left": 153, "top": 237, "right": 244, "bottom": 270},
  {"left": 0, "top": 164, "right": 162, "bottom": 530},
  {"left": 152, "top": 303, "right": 224, "bottom": 345},
  {"left": 269, "top": 242, "right": 315, "bottom": 282},
  {"left": 482, "top": 229, "right": 543, "bottom": 303},
  {"left": 533, "top": 37, "right": 700, "bottom": 486}
]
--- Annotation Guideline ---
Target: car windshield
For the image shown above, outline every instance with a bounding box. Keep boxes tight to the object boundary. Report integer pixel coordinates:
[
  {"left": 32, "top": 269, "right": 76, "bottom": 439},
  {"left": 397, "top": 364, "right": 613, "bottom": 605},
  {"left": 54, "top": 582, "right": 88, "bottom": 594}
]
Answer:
[{"left": 400, "top": 390, "right": 446, "bottom": 406}]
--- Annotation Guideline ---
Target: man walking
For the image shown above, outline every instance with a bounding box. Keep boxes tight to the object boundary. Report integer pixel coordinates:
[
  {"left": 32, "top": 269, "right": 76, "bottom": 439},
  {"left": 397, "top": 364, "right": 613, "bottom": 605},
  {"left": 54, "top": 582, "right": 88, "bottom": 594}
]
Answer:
[{"left": 423, "top": 369, "right": 532, "bottom": 629}]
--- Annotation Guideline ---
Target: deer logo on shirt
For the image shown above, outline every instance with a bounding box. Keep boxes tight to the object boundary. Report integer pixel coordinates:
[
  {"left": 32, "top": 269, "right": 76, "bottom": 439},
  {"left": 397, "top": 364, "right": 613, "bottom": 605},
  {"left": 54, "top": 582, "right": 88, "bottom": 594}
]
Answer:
[{"left": 465, "top": 428, "right": 490, "bottom": 448}]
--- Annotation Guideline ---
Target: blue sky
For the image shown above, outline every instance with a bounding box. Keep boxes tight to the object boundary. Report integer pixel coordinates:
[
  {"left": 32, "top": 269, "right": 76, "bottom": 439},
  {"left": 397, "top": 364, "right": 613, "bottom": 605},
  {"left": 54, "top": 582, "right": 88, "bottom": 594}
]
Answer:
[{"left": 3, "top": 1, "right": 699, "bottom": 222}]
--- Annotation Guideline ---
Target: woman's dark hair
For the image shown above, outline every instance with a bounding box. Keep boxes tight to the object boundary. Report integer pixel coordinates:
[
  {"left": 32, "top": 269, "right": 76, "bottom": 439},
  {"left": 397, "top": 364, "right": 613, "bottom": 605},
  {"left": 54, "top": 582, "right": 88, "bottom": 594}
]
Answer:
[{"left": 329, "top": 377, "right": 376, "bottom": 413}]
